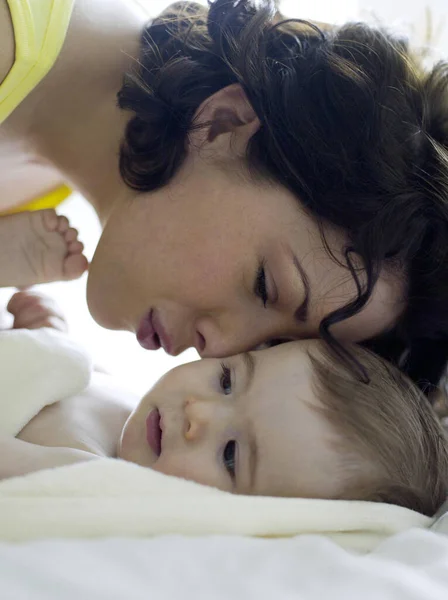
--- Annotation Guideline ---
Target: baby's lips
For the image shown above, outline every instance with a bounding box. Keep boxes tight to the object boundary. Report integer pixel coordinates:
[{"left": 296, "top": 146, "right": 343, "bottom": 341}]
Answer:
[{"left": 146, "top": 408, "right": 162, "bottom": 456}]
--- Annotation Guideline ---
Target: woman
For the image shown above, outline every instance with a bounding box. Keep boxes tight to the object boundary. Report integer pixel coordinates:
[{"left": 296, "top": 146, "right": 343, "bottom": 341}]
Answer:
[{"left": 1, "top": 0, "right": 448, "bottom": 391}]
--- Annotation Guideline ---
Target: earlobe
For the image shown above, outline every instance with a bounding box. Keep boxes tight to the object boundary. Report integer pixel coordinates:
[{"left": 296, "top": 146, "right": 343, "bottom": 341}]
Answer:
[{"left": 190, "top": 84, "right": 260, "bottom": 156}]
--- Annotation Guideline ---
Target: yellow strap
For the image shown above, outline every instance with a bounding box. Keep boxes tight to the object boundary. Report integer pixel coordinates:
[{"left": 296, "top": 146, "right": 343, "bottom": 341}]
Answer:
[
  {"left": 0, "top": 0, "right": 75, "bottom": 125},
  {"left": 0, "top": 184, "right": 72, "bottom": 215}
]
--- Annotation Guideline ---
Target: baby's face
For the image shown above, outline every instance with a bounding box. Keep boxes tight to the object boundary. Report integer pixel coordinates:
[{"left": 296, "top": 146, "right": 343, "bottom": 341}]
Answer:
[{"left": 118, "top": 340, "right": 342, "bottom": 498}]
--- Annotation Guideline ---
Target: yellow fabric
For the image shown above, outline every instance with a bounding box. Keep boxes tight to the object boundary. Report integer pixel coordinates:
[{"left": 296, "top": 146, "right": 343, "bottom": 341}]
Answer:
[
  {"left": 0, "top": 0, "right": 75, "bottom": 124},
  {"left": 0, "top": 0, "right": 75, "bottom": 213},
  {"left": 0, "top": 184, "right": 72, "bottom": 215}
]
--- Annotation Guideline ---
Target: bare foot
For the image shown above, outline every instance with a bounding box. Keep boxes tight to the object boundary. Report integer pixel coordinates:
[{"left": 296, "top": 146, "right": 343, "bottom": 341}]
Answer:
[
  {"left": 7, "top": 290, "right": 67, "bottom": 332},
  {"left": 0, "top": 209, "right": 88, "bottom": 287}
]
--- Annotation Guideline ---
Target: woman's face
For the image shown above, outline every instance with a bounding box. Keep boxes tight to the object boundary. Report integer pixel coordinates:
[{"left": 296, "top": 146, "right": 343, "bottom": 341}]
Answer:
[{"left": 88, "top": 155, "right": 404, "bottom": 358}]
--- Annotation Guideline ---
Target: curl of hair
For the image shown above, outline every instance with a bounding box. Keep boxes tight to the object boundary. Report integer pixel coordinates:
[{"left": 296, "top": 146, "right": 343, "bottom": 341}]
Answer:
[{"left": 118, "top": 1, "right": 448, "bottom": 392}]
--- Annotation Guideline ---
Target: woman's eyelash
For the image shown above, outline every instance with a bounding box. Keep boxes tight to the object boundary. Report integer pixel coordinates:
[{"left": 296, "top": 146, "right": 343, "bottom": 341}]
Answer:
[
  {"left": 223, "top": 440, "right": 236, "bottom": 480},
  {"left": 220, "top": 363, "right": 232, "bottom": 395},
  {"left": 254, "top": 260, "right": 268, "bottom": 307}
]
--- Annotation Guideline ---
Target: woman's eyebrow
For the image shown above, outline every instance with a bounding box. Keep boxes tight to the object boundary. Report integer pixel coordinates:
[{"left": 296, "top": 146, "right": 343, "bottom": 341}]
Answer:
[{"left": 293, "top": 255, "right": 310, "bottom": 322}]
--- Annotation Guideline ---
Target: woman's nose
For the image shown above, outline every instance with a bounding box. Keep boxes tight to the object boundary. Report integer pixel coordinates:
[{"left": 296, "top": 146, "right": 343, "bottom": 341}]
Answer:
[{"left": 196, "top": 317, "right": 272, "bottom": 358}]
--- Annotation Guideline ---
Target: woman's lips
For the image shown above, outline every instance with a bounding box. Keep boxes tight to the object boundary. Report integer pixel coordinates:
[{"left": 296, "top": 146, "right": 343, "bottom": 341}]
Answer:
[
  {"left": 137, "top": 309, "right": 174, "bottom": 354},
  {"left": 146, "top": 409, "right": 162, "bottom": 456},
  {"left": 137, "top": 309, "right": 161, "bottom": 351}
]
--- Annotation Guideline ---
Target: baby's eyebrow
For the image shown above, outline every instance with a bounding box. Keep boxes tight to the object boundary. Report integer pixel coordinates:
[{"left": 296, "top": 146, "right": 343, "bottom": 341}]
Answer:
[
  {"left": 247, "top": 420, "right": 258, "bottom": 492},
  {"left": 241, "top": 352, "right": 256, "bottom": 393},
  {"left": 240, "top": 352, "right": 258, "bottom": 490}
]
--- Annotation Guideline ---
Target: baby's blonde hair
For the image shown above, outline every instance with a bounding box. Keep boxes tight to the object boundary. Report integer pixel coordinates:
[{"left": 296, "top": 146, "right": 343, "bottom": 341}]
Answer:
[{"left": 311, "top": 345, "right": 448, "bottom": 516}]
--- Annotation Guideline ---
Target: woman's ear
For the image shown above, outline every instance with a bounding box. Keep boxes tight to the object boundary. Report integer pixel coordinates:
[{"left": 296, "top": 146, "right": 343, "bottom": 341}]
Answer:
[{"left": 189, "top": 84, "right": 260, "bottom": 158}]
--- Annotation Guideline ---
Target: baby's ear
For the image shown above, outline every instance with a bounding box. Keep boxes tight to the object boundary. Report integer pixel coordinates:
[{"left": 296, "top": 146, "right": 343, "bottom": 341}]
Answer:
[{"left": 188, "top": 84, "right": 260, "bottom": 158}]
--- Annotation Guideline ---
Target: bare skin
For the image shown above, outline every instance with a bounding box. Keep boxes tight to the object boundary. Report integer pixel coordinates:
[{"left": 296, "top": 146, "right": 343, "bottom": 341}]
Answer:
[
  {"left": 0, "top": 0, "right": 145, "bottom": 220},
  {"left": 0, "top": 209, "right": 87, "bottom": 287},
  {"left": 0, "top": 0, "right": 121, "bottom": 288}
]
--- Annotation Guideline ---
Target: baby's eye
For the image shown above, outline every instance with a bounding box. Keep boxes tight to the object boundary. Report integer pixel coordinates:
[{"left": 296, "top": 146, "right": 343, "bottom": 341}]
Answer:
[
  {"left": 220, "top": 363, "right": 232, "bottom": 395},
  {"left": 223, "top": 440, "right": 237, "bottom": 479}
]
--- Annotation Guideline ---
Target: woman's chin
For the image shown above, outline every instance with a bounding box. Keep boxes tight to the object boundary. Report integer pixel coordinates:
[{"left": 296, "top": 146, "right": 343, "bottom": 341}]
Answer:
[
  {"left": 86, "top": 271, "right": 109, "bottom": 327},
  {"left": 86, "top": 272, "right": 126, "bottom": 331}
]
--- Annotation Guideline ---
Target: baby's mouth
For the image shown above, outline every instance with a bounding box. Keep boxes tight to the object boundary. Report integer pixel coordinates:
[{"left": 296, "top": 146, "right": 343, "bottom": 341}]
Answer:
[{"left": 146, "top": 408, "right": 162, "bottom": 456}]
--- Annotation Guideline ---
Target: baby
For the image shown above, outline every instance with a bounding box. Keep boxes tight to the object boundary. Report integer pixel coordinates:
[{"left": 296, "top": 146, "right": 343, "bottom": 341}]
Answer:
[
  {"left": 0, "top": 209, "right": 87, "bottom": 288},
  {"left": 3, "top": 291, "right": 448, "bottom": 517}
]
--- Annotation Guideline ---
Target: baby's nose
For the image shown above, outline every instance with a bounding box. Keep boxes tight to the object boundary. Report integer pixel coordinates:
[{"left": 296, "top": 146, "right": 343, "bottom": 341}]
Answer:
[{"left": 184, "top": 396, "right": 208, "bottom": 441}]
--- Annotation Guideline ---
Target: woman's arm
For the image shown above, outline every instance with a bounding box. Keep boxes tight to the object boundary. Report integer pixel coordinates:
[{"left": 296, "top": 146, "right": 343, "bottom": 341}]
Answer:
[{"left": 0, "top": 435, "right": 97, "bottom": 481}]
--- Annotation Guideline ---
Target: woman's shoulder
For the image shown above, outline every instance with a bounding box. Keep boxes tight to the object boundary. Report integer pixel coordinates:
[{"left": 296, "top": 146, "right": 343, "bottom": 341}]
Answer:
[{"left": 0, "top": 0, "right": 14, "bottom": 86}]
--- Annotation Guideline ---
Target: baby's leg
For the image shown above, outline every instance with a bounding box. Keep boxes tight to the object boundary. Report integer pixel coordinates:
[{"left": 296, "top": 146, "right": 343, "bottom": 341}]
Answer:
[
  {"left": 7, "top": 290, "right": 67, "bottom": 331},
  {"left": 0, "top": 209, "right": 87, "bottom": 287}
]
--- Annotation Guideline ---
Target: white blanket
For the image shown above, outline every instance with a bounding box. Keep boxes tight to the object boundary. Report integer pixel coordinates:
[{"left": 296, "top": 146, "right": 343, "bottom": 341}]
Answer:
[
  {"left": 0, "top": 328, "right": 435, "bottom": 552},
  {"left": 2, "top": 529, "right": 448, "bottom": 600},
  {"left": 0, "top": 328, "right": 91, "bottom": 435}
]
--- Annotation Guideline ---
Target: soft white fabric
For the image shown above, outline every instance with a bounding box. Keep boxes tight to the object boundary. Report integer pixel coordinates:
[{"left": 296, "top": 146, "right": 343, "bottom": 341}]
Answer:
[
  {"left": 0, "top": 328, "right": 91, "bottom": 435},
  {"left": 1, "top": 528, "right": 448, "bottom": 599},
  {"left": 431, "top": 498, "right": 448, "bottom": 536},
  {"left": 0, "top": 329, "right": 435, "bottom": 552},
  {"left": 0, "top": 458, "right": 431, "bottom": 551}
]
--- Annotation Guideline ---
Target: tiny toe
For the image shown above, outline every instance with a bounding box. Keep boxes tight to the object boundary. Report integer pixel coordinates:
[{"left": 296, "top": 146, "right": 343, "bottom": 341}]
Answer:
[
  {"left": 64, "top": 227, "right": 79, "bottom": 243},
  {"left": 63, "top": 253, "right": 88, "bottom": 280},
  {"left": 41, "top": 209, "right": 59, "bottom": 232},
  {"left": 68, "top": 240, "right": 84, "bottom": 254},
  {"left": 56, "top": 215, "right": 70, "bottom": 234}
]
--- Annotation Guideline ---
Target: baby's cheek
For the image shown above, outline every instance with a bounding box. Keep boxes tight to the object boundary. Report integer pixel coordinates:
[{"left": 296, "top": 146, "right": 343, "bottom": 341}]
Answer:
[{"left": 152, "top": 454, "right": 229, "bottom": 491}]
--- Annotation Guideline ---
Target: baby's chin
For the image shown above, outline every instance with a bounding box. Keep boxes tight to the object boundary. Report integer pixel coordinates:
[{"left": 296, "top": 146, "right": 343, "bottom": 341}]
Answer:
[
  {"left": 117, "top": 413, "right": 143, "bottom": 462},
  {"left": 116, "top": 426, "right": 127, "bottom": 460},
  {"left": 116, "top": 409, "right": 159, "bottom": 470}
]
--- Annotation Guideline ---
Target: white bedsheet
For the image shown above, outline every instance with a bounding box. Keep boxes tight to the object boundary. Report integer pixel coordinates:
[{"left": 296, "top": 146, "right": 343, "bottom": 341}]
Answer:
[{"left": 1, "top": 528, "right": 448, "bottom": 599}]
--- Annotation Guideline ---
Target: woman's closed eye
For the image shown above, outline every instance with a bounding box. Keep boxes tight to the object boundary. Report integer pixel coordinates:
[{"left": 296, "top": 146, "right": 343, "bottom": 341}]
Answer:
[{"left": 254, "top": 260, "right": 268, "bottom": 307}]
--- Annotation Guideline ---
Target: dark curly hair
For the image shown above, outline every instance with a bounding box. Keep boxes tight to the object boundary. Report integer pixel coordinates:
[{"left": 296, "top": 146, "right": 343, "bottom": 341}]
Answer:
[{"left": 117, "top": 0, "right": 448, "bottom": 395}]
